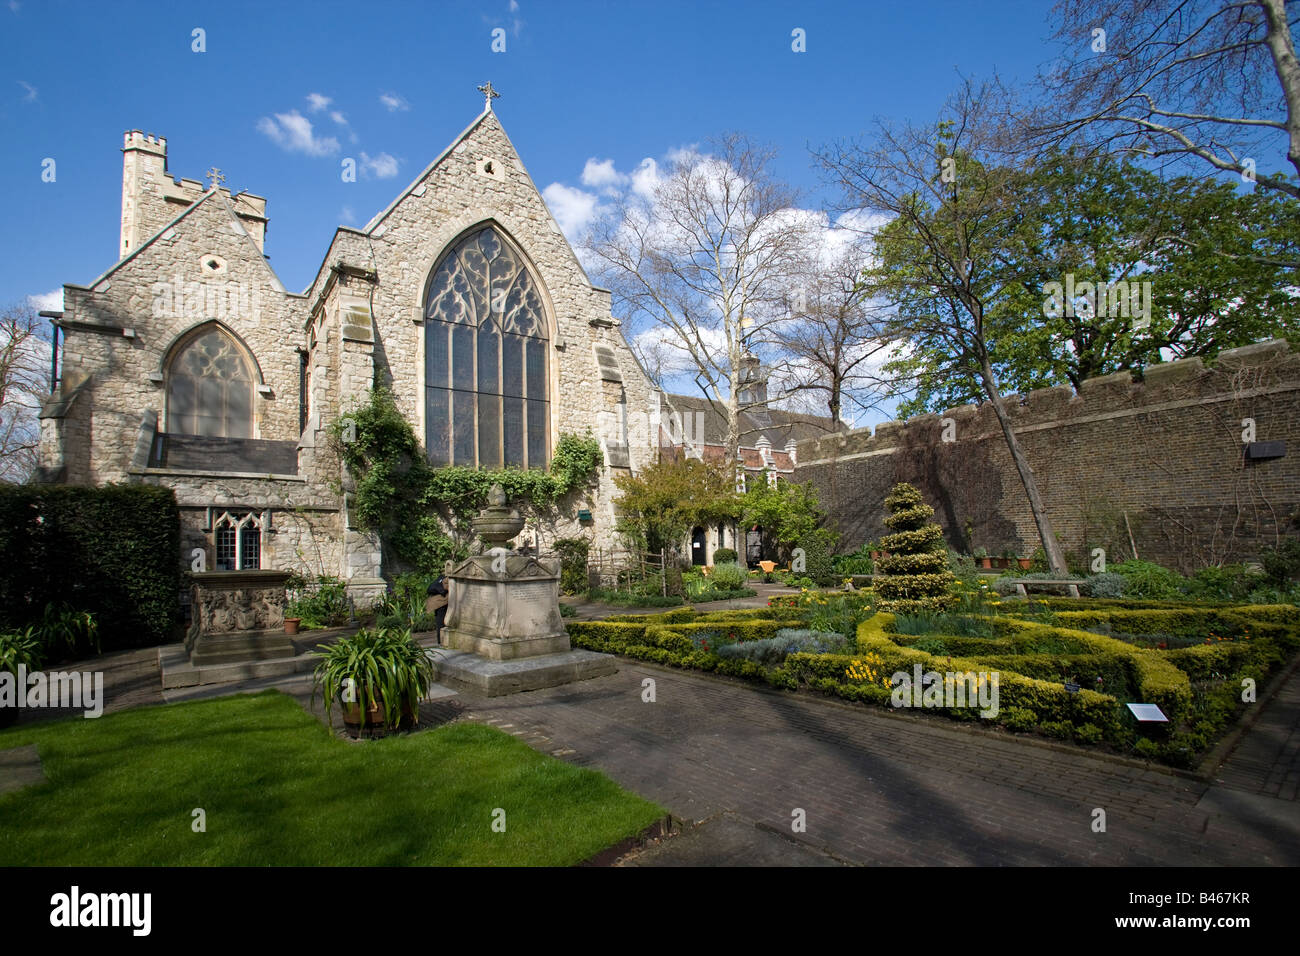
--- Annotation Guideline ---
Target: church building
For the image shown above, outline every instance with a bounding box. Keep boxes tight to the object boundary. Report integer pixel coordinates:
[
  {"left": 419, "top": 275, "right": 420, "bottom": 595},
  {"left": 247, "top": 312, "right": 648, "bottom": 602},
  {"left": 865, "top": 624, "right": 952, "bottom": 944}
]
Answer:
[{"left": 36, "top": 92, "right": 825, "bottom": 599}]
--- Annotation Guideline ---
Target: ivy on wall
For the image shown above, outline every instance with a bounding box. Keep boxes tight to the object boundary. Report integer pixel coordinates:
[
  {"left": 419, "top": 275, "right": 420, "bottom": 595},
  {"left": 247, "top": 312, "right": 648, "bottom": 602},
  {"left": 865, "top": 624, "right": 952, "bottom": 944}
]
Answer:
[{"left": 330, "top": 388, "right": 603, "bottom": 572}]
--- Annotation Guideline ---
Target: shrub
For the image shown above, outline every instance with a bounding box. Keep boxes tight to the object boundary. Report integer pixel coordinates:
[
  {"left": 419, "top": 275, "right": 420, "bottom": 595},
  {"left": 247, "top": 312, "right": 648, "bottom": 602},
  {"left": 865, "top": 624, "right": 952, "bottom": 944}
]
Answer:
[
  {"left": 712, "top": 547, "right": 737, "bottom": 565},
  {"left": 375, "top": 572, "right": 439, "bottom": 632},
  {"left": 1260, "top": 538, "right": 1300, "bottom": 587},
  {"left": 716, "top": 630, "right": 851, "bottom": 666},
  {"left": 286, "top": 576, "right": 351, "bottom": 628},
  {"left": 1083, "top": 572, "right": 1126, "bottom": 599},
  {"left": 1075, "top": 723, "right": 1104, "bottom": 744},
  {"left": 999, "top": 707, "right": 1038, "bottom": 732},
  {"left": 1109, "top": 560, "right": 1185, "bottom": 600},
  {"left": 1040, "top": 720, "right": 1075, "bottom": 740},
  {"left": 874, "top": 485, "right": 956, "bottom": 615},
  {"left": 553, "top": 537, "right": 590, "bottom": 595},
  {"left": 0, "top": 484, "right": 181, "bottom": 650},
  {"left": 709, "top": 562, "right": 747, "bottom": 590},
  {"left": 1185, "top": 564, "right": 1256, "bottom": 602},
  {"left": 834, "top": 544, "right": 874, "bottom": 576},
  {"left": 994, "top": 577, "right": 1023, "bottom": 597},
  {"left": 797, "top": 533, "right": 837, "bottom": 587},
  {"left": 892, "top": 612, "right": 994, "bottom": 638},
  {"left": 0, "top": 627, "right": 44, "bottom": 675}
]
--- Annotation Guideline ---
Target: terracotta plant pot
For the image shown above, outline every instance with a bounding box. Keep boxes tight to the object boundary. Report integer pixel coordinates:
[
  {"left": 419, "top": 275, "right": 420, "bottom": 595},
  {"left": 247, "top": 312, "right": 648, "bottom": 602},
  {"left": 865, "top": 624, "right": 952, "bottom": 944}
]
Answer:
[
  {"left": 1018, "top": 558, "right": 1033, "bottom": 570},
  {"left": 978, "top": 557, "right": 992, "bottom": 569},
  {"left": 284, "top": 617, "right": 301, "bottom": 635}
]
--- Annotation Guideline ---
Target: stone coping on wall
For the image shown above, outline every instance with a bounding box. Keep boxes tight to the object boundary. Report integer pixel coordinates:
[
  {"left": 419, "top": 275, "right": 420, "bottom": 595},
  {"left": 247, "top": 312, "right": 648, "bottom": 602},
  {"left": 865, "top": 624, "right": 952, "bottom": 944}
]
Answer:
[
  {"left": 797, "top": 339, "right": 1299, "bottom": 467},
  {"left": 129, "top": 467, "right": 307, "bottom": 482}
]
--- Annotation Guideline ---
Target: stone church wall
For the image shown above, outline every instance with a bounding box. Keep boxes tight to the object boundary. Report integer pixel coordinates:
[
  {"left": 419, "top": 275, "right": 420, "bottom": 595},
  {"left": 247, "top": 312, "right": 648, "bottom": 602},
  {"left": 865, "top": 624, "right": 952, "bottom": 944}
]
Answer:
[{"left": 794, "top": 341, "right": 1300, "bottom": 572}]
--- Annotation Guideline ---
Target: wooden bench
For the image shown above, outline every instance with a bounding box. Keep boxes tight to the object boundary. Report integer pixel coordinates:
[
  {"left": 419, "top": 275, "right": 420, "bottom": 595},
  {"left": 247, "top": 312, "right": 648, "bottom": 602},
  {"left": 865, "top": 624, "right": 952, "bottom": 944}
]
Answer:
[{"left": 1003, "top": 577, "right": 1085, "bottom": 598}]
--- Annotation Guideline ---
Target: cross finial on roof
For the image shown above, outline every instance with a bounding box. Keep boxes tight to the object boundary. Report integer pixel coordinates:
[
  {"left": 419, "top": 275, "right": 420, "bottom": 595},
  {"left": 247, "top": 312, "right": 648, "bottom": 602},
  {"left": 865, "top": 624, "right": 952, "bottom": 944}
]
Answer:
[
  {"left": 205, "top": 167, "right": 225, "bottom": 190},
  {"left": 477, "top": 81, "right": 500, "bottom": 111}
]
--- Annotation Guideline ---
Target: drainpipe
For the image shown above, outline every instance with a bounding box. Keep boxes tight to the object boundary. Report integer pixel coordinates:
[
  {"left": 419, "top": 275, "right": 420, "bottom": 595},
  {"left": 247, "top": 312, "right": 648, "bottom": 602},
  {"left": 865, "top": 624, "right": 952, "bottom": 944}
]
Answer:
[{"left": 40, "top": 311, "right": 63, "bottom": 392}]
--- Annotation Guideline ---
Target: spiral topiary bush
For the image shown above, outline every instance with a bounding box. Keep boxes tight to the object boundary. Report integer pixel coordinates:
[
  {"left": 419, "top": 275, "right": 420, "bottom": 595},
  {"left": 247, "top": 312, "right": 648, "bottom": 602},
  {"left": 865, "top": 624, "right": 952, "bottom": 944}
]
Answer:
[{"left": 874, "top": 483, "right": 957, "bottom": 614}]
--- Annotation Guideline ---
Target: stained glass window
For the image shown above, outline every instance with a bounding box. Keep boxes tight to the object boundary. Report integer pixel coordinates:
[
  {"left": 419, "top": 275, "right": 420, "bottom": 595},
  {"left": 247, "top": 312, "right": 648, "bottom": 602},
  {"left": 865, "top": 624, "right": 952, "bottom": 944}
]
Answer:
[
  {"left": 424, "top": 226, "right": 550, "bottom": 468},
  {"left": 167, "top": 328, "right": 254, "bottom": 438}
]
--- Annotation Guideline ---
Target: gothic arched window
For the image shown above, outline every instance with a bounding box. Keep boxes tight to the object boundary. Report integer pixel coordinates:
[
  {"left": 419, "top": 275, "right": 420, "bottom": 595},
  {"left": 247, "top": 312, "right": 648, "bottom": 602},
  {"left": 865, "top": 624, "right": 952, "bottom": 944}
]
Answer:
[
  {"left": 213, "top": 511, "right": 262, "bottom": 570},
  {"left": 166, "top": 327, "right": 254, "bottom": 439},
  {"left": 424, "top": 226, "right": 550, "bottom": 468}
]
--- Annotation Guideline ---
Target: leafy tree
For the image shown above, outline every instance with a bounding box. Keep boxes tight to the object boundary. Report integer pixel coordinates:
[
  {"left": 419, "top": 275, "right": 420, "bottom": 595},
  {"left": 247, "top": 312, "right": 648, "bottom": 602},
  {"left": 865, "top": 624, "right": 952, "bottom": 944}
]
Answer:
[
  {"left": 819, "top": 78, "right": 1072, "bottom": 573},
  {"left": 611, "top": 455, "right": 739, "bottom": 559},
  {"left": 890, "top": 150, "right": 1300, "bottom": 412},
  {"left": 740, "top": 473, "right": 836, "bottom": 566}
]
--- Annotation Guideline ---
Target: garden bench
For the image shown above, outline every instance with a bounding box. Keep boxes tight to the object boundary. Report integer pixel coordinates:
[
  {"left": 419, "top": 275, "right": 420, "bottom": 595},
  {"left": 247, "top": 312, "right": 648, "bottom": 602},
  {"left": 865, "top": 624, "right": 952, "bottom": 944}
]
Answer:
[{"left": 1003, "top": 577, "right": 1084, "bottom": 598}]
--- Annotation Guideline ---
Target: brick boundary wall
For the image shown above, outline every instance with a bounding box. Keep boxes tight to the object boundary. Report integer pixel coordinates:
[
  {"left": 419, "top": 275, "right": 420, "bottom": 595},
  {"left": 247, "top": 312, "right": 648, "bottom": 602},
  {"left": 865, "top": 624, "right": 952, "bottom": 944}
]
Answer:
[{"left": 792, "top": 340, "right": 1300, "bottom": 573}]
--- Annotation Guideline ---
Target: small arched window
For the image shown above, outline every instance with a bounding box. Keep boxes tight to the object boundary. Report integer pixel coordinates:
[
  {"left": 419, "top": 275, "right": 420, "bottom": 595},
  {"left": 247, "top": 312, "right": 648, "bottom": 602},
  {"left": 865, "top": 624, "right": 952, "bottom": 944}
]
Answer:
[
  {"left": 424, "top": 226, "right": 550, "bottom": 468},
  {"left": 166, "top": 327, "right": 254, "bottom": 438}
]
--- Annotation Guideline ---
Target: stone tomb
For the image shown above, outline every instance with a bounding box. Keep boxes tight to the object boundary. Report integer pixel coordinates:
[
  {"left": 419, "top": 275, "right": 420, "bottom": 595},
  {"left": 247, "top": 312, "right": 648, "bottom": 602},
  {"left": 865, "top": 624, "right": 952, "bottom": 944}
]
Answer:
[
  {"left": 430, "top": 483, "right": 616, "bottom": 695},
  {"left": 444, "top": 554, "right": 569, "bottom": 660},
  {"left": 185, "top": 570, "right": 296, "bottom": 667}
]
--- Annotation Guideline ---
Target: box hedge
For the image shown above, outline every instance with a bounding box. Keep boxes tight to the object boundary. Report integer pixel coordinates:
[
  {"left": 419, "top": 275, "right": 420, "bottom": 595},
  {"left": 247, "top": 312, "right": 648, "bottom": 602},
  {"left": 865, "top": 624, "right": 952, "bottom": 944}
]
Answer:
[{"left": 0, "top": 483, "right": 181, "bottom": 651}]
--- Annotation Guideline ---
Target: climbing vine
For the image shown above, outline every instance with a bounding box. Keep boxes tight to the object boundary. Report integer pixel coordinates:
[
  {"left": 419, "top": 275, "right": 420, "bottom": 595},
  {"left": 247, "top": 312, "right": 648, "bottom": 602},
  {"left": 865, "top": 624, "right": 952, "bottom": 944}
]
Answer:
[{"left": 330, "top": 388, "right": 603, "bottom": 571}]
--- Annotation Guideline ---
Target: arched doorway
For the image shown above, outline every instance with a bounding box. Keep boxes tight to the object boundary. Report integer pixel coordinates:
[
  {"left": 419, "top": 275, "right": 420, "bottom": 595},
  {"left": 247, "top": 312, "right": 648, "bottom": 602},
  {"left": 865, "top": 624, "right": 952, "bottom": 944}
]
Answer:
[{"left": 690, "top": 526, "right": 707, "bottom": 566}]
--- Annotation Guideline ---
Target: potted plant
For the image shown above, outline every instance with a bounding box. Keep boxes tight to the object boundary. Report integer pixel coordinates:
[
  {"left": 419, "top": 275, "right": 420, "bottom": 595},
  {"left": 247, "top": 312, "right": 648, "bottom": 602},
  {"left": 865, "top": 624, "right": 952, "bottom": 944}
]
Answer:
[
  {"left": 0, "top": 627, "right": 43, "bottom": 729},
  {"left": 1018, "top": 556, "right": 1033, "bottom": 570},
  {"left": 312, "top": 626, "right": 437, "bottom": 738},
  {"left": 284, "top": 617, "right": 302, "bottom": 635},
  {"left": 972, "top": 546, "right": 991, "bottom": 570}
]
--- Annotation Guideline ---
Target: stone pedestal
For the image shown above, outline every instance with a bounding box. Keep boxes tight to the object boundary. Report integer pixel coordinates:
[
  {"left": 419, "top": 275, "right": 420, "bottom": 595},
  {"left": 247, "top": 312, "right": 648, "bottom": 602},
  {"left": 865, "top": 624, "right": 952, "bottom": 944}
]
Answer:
[
  {"left": 443, "top": 554, "right": 569, "bottom": 660},
  {"left": 435, "top": 483, "right": 616, "bottom": 695},
  {"left": 186, "top": 570, "right": 295, "bottom": 666}
]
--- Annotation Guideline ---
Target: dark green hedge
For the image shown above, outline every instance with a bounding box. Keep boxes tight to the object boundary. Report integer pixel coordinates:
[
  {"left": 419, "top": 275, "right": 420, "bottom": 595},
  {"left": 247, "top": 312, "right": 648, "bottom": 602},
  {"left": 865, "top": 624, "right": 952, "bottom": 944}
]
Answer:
[{"left": 0, "top": 484, "right": 181, "bottom": 651}]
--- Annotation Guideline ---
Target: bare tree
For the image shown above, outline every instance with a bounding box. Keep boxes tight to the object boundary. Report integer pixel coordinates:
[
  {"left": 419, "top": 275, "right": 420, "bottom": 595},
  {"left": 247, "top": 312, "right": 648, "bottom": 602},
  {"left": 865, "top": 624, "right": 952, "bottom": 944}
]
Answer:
[
  {"left": 1037, "top": 0, "right": 1300, "bottom": 200},
  {"left": 768, "top": 243, "right": 894, "bottom": 430},
  {"left": 585, "top": 133, "right": 815, "bottom": 466},
  {"left": 816, "top": 79, "right": 1072, "bottom": 574},
  {"left": 0, "top": 302, "right": 51, "bottom": 483}
]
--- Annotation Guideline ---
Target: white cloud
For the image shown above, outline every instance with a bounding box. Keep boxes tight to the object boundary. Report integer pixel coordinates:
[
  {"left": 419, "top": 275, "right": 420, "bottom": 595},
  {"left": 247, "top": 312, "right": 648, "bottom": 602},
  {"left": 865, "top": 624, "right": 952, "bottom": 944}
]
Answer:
[
  {"left": 542, "top": 182, "right": 600, "bottom": 238},
  {"left": 256, "top": 110, "right": 340, "bottom": 156},
  {"left": 9, "top": 2, "right": 20, "bottom": 14},
  {"left": 379, "top": 91, "right": 409, "bottom": 112},
  {"left": 27, "top": 288, "right": 62, "bottom": 311},
  {"left": 17, "top": 80, "right": 36, "bottom": 103},
  {"left": 360, "top": 151, "right": 400, "bottom": 179},
  {"left": 340, "top": 206, "right": 356, "bottom": 225},
  {"left": 580, "top": 158, "right": 626, "bottom": 192},
  {"left": 305, "top": 92, "right": 332, "bottom": 113},
  {"left": 509, "top": 0, "right": 524, "bottom": 38},
  {"left": 329, "top": 110, "right": 347, "bottom": 125}
]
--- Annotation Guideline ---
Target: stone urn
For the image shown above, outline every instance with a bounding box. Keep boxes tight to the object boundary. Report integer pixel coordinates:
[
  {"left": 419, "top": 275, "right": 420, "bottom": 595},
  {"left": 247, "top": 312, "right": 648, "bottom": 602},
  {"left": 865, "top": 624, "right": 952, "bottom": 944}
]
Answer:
[{"left": 473, "top": 483, "right": 525, "bottom": 548}]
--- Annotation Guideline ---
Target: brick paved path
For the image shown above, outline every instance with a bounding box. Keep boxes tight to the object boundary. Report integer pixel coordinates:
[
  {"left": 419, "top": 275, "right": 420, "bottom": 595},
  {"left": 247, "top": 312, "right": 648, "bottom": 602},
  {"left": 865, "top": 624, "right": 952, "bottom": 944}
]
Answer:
[
  {"left": 1211, "top": 658, "right": 1300, "bottom": 802},
  {"left": 453, "top": 663, "right": 1300, "bottom": 866}
]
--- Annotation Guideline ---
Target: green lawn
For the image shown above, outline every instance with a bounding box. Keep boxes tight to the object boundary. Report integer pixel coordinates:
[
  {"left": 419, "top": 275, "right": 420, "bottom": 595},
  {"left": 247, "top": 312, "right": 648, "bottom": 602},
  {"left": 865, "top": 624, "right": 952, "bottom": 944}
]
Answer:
[{"left": 0, "top": 691, "right": 664, "bottom": 866}]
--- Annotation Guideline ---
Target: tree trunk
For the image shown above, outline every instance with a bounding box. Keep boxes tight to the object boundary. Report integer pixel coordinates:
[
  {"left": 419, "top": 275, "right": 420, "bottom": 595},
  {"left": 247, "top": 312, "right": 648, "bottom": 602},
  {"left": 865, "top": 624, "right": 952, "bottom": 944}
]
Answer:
[{"left": 978, "top": 358, "right": 1070, "bottom": 574}]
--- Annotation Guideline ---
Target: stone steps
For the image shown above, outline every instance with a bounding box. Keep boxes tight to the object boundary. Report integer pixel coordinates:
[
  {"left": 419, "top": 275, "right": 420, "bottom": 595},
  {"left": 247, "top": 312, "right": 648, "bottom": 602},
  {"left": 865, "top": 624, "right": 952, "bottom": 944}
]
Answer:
[{"left": 159, "top": 643, "right": 320, "bottom": 690}]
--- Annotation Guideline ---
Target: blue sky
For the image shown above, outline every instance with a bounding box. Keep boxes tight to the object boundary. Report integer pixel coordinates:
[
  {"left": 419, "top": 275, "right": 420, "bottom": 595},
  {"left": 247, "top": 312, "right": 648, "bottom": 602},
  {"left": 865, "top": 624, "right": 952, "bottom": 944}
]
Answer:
[
  {"left": 1, "top": 0, "right": 1058, "bottom": 306},
  {"left": 0, "top": 0, "right": 1071, "bottom": 427}
]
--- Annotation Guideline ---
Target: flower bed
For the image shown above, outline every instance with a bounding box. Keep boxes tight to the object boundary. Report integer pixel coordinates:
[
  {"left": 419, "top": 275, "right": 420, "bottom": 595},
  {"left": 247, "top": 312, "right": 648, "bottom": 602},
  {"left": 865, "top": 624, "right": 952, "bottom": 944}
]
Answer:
[{"left": 566, "top": 595, "right": 1300, "bottom": 768}]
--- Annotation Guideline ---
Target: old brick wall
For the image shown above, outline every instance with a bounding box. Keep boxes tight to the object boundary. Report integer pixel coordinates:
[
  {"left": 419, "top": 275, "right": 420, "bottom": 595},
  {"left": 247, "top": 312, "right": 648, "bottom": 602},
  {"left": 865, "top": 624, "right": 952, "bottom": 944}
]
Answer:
[{"left": 794, "top": 341, "right": 1300, "bottom": 573}]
